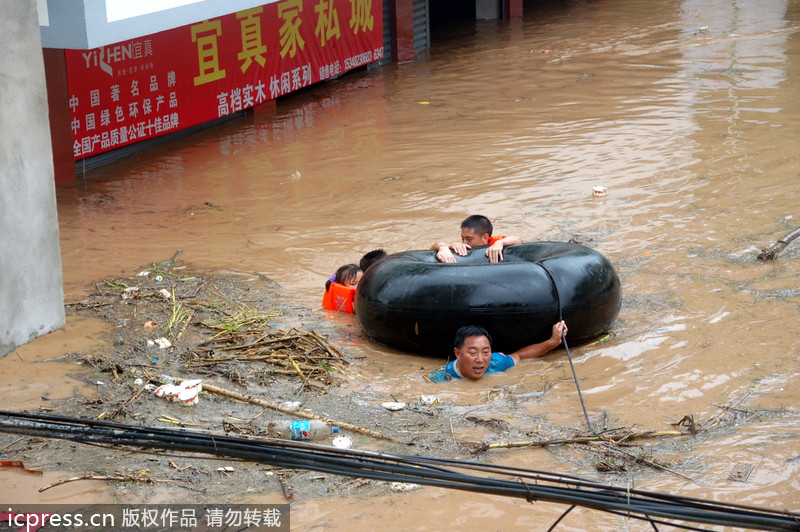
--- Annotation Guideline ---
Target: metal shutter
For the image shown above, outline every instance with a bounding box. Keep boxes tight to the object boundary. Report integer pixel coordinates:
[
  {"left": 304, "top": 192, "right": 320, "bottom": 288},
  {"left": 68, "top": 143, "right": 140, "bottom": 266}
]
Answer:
[
  {"left": 413, "top": 0, "right": 430, "bottom": 54},
  {"left": 381, "top": 0, "right": 393, "bottom": 62}
]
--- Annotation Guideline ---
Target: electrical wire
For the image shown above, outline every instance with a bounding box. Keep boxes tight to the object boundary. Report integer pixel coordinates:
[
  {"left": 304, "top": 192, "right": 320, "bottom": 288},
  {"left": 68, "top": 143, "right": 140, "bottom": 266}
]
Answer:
[{"left": 1, "top": 410, "right": 798, "bottom": 531}]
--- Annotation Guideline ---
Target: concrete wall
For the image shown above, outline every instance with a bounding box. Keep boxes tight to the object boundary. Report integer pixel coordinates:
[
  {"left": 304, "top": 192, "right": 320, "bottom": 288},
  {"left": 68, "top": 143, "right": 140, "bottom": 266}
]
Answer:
[{"left": 0, "top": 0, "right": 65, "bottom": 356}]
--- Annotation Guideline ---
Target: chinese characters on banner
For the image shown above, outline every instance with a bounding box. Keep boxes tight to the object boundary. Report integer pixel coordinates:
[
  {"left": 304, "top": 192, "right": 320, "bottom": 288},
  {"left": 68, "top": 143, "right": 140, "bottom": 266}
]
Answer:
[{"left": 64, "top": 0, "right": 383, "bottom": 159}]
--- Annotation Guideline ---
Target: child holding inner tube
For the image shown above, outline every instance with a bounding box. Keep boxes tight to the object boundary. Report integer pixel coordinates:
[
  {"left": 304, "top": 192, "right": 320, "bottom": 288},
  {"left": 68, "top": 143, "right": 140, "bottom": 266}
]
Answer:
[
  {"left": 431, "top": 214, "right": 523, "bottom": 264},
  {"left": 322, "top": 250, "right": 386, "bottom": 314},
  {"left": 428, "top": 321, "right": 567, "bottom": 383},
  {"left": 359, "top": 249, "right": 387, "bottom": 272},
  {"left": 322, "top": 263, "right": 362, "bottom": 314}
]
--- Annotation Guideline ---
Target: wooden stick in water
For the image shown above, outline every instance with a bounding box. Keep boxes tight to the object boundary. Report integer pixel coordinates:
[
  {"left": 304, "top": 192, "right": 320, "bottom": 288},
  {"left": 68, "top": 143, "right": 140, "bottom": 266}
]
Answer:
[
  {"left": 758, "top": 226, "right": 800, "bottom": 260},
  {"left": 167, "top": 377, "right": 410, "bottom": 445}
]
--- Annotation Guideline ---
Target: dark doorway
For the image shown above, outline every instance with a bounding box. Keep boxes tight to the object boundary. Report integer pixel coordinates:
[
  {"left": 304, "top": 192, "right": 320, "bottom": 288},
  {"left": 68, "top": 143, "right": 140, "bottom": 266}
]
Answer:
[{"left": 429, "top": 0, "right": 477, "bottom": 40}]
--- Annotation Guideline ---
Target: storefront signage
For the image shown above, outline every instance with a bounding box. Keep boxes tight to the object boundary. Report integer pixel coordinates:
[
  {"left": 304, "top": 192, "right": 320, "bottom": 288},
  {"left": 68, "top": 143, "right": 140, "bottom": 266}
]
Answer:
[{"left": 65, "top": 0, "right": 383, "bottom": 159}]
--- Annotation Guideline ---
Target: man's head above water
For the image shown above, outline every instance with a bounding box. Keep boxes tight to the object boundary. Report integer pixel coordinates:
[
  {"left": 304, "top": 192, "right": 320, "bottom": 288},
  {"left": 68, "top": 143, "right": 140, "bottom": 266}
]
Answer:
[
  {"left": 452, "top": 325, "right": 494, "bottom": 380},
  {"left": 445, "top": 321, "right": 568, "bottom": 381}
]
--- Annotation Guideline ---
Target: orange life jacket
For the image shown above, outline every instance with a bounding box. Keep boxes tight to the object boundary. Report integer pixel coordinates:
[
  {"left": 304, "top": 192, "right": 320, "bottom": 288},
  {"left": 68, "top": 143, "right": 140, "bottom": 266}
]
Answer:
[
  {"left": 488, "top": 235, "right": 506, "bottom": 245},
  {"left": 322, "top": 282, "right": 356, "bottom": 314}
]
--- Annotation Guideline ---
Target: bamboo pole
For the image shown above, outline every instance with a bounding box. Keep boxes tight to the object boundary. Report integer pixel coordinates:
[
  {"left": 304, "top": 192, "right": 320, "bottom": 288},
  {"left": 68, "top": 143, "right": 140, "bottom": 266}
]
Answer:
[
  {"left": 168, "top": 377, "right": 409, "bottom": 445},
  {"left": 484, "top": 430, "right": 687, "bottom": 450}
]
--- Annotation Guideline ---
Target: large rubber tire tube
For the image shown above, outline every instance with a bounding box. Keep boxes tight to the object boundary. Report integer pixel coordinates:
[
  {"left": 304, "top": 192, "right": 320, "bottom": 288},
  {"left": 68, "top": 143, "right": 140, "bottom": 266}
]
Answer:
[{"left": 355, "top": 242, "right": 622, "bottom": 357}]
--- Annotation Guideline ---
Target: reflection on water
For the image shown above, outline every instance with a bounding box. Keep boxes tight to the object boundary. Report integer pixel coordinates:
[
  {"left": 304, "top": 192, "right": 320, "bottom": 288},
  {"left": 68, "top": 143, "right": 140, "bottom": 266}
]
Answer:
[{"left": 45, "top": 0, "right": 800, "bottom": 526}]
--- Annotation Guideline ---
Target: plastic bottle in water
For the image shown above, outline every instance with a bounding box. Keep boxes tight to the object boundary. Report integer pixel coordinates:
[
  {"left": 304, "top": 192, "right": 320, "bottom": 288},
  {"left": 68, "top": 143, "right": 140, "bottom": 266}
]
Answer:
[{"left": 267, "top": 420, "right": 339, "bottom": 441}]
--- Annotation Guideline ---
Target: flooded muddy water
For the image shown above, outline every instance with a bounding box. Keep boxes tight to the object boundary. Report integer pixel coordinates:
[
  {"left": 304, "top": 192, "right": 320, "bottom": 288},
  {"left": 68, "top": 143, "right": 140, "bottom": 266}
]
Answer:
[{"left": 5, "top": 0, "right": 800, "bottom": 528}]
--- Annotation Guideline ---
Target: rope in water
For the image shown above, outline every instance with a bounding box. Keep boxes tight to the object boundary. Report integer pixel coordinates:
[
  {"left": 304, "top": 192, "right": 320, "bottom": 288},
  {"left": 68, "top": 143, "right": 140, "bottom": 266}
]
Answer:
[
  {"left": 536, "top": 261, "right": 594, "bottom": 433},
  {"left": 1, "top": 410, "right": 798, "bottom": 531}
]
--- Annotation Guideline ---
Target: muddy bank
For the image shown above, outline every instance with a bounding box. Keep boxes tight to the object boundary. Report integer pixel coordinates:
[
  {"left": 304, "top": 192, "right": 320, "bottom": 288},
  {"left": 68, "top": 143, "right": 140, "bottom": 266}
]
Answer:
[{"left": 1, "top": 257, "right": 452, "bottom": 503}]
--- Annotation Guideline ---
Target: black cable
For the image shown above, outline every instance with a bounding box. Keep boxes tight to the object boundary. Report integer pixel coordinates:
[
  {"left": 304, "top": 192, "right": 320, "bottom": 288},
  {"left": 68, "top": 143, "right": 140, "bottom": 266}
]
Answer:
[
  {"left": 536, "top": 261, "right": 594, "bottom": 432},
  {"left": 1, "top": 411, "right": 798, "bottom": 531},
  {"left": 548, "top": 505, "right": 576, "bottom": 531},
  {"left": 0, "top": 410, "right": 792, "bottom": 527}
]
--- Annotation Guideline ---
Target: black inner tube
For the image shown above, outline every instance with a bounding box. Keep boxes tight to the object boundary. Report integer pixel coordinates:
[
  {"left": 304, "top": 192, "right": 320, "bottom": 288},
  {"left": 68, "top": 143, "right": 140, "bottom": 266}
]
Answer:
[{"left": 356, "top": 242, "right": 622, "bottom": 356}]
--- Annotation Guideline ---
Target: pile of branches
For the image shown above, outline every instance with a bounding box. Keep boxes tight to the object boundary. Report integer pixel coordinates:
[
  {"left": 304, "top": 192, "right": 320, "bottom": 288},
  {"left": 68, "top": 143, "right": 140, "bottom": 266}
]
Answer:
[
  {"left": 189, "top": 326, "right": 353, "bottom": 384},
  {"left": 66, "top": 257, "right": 353, "bottom": 386}
]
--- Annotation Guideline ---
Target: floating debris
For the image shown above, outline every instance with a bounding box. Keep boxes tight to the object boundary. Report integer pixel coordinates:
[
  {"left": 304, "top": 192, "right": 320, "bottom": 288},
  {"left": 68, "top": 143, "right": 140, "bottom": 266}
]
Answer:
[
  {"left": 332, "top": 435, "right": 353, "bottom": 449},
  {"left": 121, "top": 287, "right": 140, "bottom": 299},
  {"left": 418, "top": 395, "right": 438, "bottom": 406},
  {"left": 390, "top": 482, "right": 422, "bottom": 492},
  {"left": 154, "top": 379, "right": 203, "bottom": 406},
  {"left": 154, "top": 337, "right": 172, "bottom": 349},
  {"left": 728, "top": 463, "right": 754, "bottom": 483}
]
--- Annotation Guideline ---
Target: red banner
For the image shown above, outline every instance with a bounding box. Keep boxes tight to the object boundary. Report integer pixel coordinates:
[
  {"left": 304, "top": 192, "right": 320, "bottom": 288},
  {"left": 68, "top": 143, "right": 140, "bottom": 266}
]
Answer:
[{"left": 65, "top": 0, "right": 384, "bottom": 159}]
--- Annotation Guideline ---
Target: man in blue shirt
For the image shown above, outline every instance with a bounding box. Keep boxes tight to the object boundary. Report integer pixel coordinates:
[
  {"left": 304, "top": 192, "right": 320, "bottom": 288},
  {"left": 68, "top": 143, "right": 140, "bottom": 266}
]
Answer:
[{"left": 429, "top": 321, "right": 567, "bottom": 383}]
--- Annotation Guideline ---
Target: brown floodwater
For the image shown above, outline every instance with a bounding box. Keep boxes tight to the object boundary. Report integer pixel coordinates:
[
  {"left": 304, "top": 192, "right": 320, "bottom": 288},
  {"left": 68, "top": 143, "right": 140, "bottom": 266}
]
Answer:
[{"left": 4, "top": 0, "right": 800, "bottom": 529}]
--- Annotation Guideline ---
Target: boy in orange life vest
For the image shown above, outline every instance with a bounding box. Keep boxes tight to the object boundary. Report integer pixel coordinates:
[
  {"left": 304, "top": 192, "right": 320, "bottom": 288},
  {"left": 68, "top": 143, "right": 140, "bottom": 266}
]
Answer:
[
  {"left": 322, "top": 264, "right": 362, "bottom": 314},
  {"left": 431, "top": 214, "right": 523, "bottom": 263}
]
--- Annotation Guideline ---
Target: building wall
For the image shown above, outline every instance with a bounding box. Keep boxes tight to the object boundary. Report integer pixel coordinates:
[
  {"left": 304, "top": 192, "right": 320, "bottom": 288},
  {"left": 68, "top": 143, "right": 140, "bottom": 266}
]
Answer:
[
  {"left": 42, "top": 48, "right": 75, "bottom": 186},
  {"left": 0, "top": 0, "right": 65, "bottom": 356}
]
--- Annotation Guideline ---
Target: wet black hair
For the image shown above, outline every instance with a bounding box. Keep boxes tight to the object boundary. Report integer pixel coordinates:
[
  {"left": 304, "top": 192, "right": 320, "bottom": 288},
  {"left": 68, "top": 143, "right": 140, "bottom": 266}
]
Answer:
[
  {"left": 460, "top": 215, "right": 493, "bottom": 236},
  {"left": 326, "top": 263, "right": 360, "bottom": 290},
  {"left": 453, "top": 325, "right": 492, "bottom": 349},
  {"left": 359, "top": 249, "right": 387, "bottom": 272}
]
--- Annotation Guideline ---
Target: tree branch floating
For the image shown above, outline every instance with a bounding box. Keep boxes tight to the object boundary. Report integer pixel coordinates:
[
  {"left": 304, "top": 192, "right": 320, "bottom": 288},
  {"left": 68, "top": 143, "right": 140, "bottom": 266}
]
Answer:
[
  {"left": 166, "top": 377, "right": 410, "bottom": 445},
  {"left": 474, "top": 429, "right": 688, "bottom": 452},
  {"left": 37, "top": 471, "right": 175, "bottom": 493},
  {"left": 757, "top": 226, "right": 800, "bottom": 261}
]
